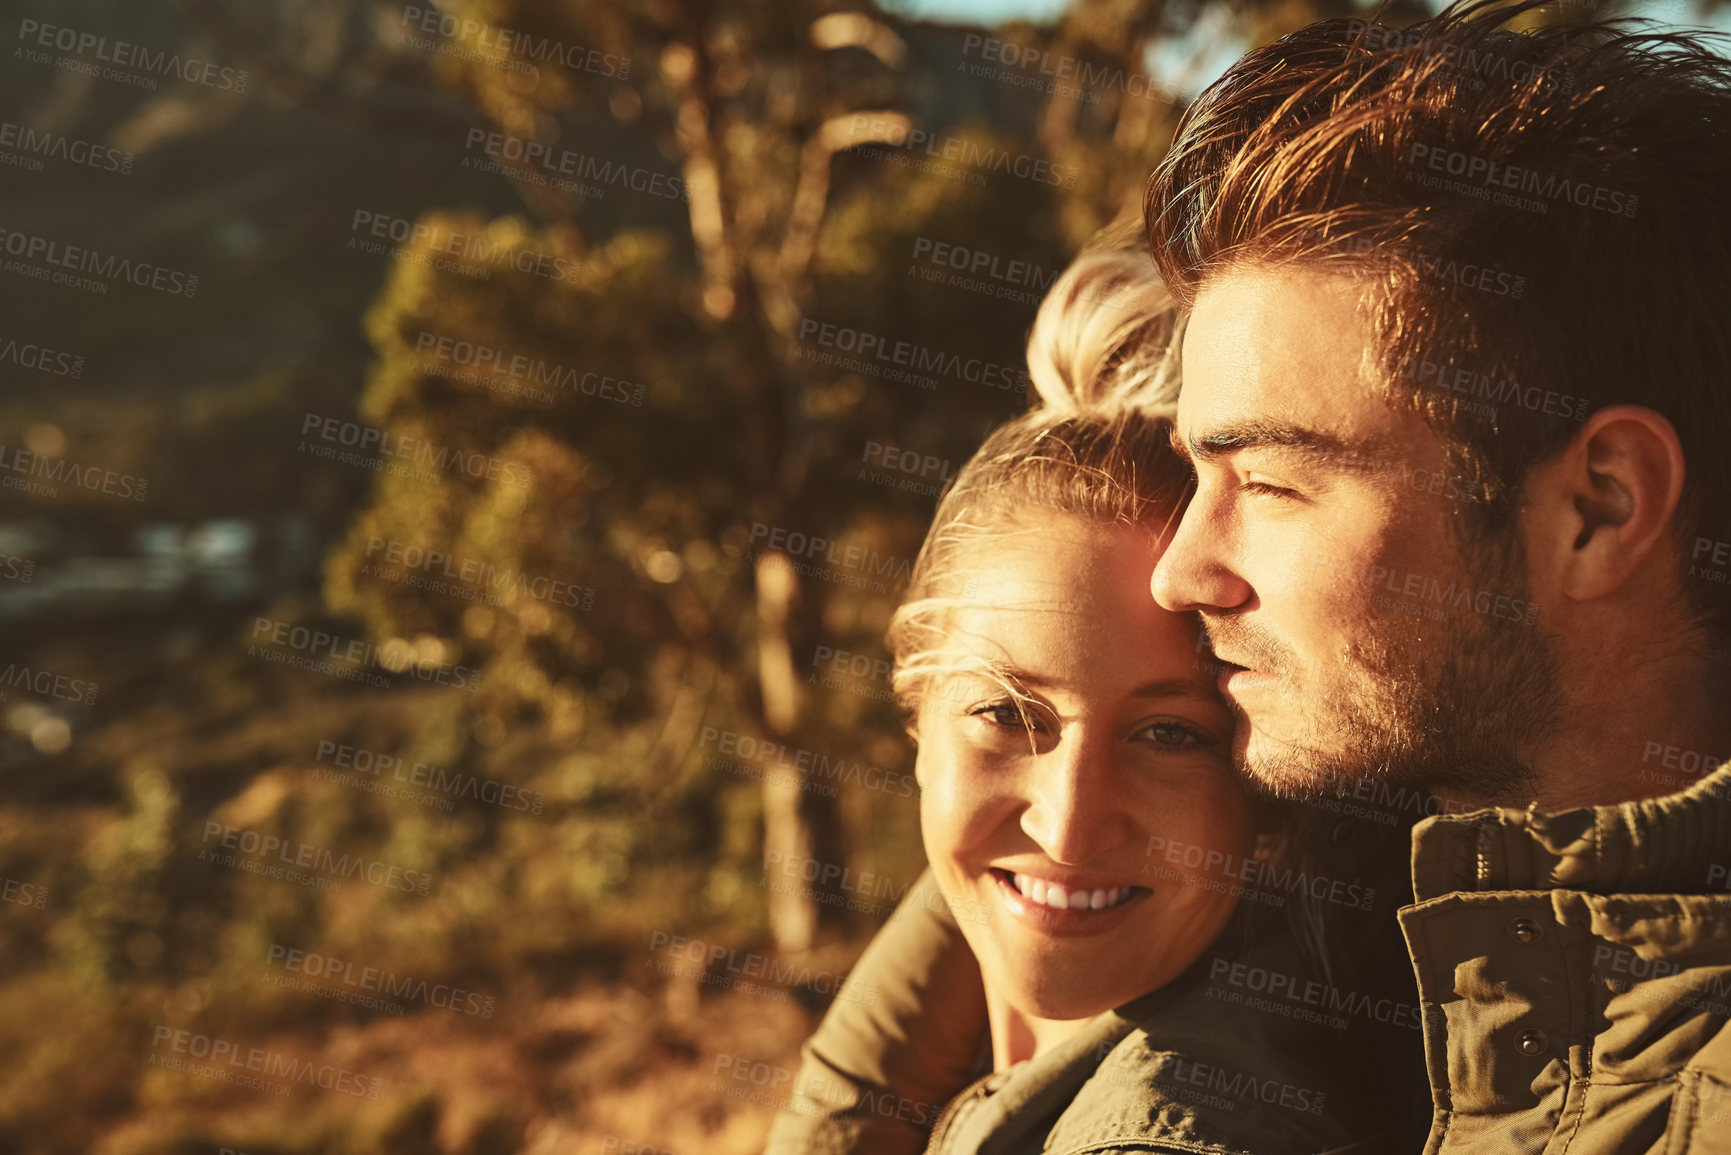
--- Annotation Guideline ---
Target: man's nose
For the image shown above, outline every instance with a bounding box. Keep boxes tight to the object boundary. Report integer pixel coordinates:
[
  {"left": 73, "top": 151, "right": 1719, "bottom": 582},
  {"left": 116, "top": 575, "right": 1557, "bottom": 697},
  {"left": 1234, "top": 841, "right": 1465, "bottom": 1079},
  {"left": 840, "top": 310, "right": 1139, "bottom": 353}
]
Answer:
[
  {"left": 1152, "top": 495, "right": 1252, "bottom": 613},
  {"left": 1019, "top": 734, "right": 1129, "bottom": 866}
]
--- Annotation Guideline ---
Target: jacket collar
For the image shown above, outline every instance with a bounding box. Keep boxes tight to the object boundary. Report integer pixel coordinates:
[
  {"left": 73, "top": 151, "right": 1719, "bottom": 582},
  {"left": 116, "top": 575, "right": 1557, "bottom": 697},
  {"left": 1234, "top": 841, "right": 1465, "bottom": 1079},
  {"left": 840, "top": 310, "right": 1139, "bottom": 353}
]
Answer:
[{"left": 1410, "top": 762, "right": 1731, "bottom": 902}]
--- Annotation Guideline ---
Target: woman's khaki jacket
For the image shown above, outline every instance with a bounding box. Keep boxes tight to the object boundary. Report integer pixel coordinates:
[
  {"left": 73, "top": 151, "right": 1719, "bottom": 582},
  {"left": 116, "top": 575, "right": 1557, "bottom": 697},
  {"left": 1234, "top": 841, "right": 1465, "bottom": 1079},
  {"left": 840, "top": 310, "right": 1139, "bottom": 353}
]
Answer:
[
  {"left": 917, "top": 931, "right": 1381, "bottom": 1155},
  {"left": 766, "top": 872, "right": 1390, "bottom": 1155},
  {"left": 766, "top": 764, "right": 1731, "bottom": 1154}
]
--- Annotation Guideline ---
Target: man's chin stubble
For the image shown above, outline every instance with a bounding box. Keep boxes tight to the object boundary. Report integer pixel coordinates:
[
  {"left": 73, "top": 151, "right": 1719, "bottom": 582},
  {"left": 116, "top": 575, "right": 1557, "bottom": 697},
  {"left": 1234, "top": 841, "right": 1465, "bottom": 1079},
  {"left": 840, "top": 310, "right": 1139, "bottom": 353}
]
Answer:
[{"left": 1223, "top": 671, "right": 1541, "bottom": 805}]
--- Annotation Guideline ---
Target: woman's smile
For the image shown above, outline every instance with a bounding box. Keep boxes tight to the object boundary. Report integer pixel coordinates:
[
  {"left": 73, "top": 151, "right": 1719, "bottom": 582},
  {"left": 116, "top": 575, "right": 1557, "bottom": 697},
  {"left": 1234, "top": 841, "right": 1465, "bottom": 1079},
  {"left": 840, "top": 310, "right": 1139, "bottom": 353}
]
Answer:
[{"left": 986, "top": 866, "right": 1153, "bottom": 936}]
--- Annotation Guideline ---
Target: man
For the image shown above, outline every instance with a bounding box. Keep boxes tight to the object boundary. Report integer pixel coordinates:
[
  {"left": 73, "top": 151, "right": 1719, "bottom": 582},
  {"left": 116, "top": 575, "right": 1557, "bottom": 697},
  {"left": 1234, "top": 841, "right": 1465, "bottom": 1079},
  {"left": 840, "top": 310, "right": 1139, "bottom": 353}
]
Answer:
[
  {"left": 1137, "top": 2, "right": 1731, "bottom": 1148},
  {"left": 767, "top": 2, "right": 1731, "bottom": 1150}
]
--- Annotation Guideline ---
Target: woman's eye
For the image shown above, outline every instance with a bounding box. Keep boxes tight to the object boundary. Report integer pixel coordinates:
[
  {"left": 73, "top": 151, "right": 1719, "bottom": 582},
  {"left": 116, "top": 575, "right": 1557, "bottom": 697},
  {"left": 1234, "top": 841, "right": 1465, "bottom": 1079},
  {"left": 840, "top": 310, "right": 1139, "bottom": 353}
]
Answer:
[
  {"left": 1138, "top": 720, "right": 1207, "bottom": 748},
  {"left": 969, "top": 702, "right": 1038, "bottom": 730}
]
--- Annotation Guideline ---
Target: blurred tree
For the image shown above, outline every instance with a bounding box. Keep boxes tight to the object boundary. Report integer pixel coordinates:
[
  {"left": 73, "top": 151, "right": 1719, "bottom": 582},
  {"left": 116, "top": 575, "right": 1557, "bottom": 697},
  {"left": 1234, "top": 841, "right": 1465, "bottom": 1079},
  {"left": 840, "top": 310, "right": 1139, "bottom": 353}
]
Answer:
[{"left": 321, "top": 0, "right": 1215, "bottom": 956}]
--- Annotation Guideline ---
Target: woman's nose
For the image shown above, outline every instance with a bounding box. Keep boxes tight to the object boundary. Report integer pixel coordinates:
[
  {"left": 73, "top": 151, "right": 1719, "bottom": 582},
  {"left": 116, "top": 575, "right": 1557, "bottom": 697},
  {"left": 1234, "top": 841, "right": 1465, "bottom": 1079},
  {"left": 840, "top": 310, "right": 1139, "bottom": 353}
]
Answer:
[{"left": 1017, "top": 735, "right": 1130, "bottom": 865}]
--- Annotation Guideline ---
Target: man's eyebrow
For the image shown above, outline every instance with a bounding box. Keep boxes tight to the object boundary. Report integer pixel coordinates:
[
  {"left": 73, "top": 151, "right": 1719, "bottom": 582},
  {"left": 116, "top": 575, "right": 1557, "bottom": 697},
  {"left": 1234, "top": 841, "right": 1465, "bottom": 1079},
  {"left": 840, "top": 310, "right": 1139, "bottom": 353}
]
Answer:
[{"left": 1180, "top": 420, "right": 1376, "bottom": 470}]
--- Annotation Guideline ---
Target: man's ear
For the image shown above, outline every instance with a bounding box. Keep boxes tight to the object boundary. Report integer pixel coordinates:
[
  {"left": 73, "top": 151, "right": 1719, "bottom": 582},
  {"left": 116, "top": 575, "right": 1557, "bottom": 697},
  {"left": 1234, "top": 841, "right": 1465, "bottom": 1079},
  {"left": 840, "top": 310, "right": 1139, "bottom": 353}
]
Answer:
[{"left": 1524, "top": 405, "right": 1685, "bottom": 602}]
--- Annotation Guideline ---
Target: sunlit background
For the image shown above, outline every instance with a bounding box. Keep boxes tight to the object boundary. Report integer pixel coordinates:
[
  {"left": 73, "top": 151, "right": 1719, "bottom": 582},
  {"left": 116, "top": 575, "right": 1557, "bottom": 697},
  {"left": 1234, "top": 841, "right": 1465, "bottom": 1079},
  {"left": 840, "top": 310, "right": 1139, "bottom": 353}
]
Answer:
[{"left": 0, "top": 0, "right": 1720, "bottom": 1150}]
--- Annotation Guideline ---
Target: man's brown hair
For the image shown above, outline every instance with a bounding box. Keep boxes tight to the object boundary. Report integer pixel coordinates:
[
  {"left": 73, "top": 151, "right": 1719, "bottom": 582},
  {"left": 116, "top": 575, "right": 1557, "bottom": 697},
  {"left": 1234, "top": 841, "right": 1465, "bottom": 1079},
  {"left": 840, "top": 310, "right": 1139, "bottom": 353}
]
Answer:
[{"left": 1144, "top": 0, "right": 1731, "bottom": 640}]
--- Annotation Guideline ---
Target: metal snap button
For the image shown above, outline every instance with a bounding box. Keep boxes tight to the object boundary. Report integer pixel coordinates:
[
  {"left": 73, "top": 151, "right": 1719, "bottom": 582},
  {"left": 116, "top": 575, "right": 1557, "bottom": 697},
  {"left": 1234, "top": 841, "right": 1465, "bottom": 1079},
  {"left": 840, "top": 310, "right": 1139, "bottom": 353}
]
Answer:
[
  {"left": 1508, "top": 917, "right": 1543, "bottom": 944},
  {"left": 1515, "top": 1028, "right": 1549, "bottom": 1056}
]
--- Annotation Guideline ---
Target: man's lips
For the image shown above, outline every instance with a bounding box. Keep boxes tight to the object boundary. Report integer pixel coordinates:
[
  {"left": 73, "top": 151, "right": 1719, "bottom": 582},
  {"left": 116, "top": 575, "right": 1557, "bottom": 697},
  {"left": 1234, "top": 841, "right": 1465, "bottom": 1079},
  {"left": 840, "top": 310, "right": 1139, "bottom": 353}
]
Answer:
[{"left": 1212, "top": 656, "right": 1276, "bottom": 695}]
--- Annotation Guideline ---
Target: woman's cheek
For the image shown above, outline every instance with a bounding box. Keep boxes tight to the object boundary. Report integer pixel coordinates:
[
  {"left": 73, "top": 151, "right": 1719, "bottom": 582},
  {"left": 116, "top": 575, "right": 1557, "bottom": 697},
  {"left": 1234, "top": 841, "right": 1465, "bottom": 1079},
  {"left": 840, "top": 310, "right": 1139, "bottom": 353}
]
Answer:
[
  {"left": 914, "top": 739, "right": 969, "bottom": 872},
  {"left": 916, "top": 737, "right": 1003, "bottom": 876},
  {"left": 1141, "top": 775, "right": 1253, "bottom": 889}
]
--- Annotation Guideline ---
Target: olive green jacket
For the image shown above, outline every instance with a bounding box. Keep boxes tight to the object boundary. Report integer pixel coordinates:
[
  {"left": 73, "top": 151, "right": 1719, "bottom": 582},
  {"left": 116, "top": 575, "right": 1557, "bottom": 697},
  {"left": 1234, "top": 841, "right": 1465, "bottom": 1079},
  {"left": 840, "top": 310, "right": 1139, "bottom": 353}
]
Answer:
[
  {"left": 916, "top": 929, "right": 1380, "bottom": 1155},
  {"left": 1402, "top": 766, "right": 1731, "bottom": 1153},
  {"left": 765, "top": 872, "right": 1392, "bottom": 1155},
  {"left": 765, "top": 764, "right": 1731, "bottom": 1153}
]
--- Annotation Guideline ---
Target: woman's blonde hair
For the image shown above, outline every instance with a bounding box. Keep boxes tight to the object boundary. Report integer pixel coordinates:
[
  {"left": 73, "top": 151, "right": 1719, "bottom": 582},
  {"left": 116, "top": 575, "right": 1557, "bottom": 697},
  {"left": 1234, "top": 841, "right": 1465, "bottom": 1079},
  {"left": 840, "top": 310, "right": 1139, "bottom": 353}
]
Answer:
[{"left": 886, "top": 225, "right": 1192, "bottom": 722}]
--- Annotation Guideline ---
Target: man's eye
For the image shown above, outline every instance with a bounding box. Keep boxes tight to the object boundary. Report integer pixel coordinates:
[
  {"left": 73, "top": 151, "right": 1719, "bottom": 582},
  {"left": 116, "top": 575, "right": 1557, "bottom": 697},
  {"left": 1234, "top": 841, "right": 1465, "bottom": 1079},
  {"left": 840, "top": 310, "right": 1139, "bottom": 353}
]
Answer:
[
  {"left": 1138, "top": 720, "right": 1206, "bottom": 748},
  {"left": 1240, "top": 480, "right": 1297, "bottom": 499}
]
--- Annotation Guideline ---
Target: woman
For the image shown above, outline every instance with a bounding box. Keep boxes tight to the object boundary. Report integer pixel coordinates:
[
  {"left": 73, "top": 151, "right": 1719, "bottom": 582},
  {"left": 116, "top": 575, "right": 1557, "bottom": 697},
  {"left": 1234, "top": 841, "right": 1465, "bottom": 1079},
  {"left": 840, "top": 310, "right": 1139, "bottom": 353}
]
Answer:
[{"left": 764, "top": 233, "right": 1403, "bottom": 1153}]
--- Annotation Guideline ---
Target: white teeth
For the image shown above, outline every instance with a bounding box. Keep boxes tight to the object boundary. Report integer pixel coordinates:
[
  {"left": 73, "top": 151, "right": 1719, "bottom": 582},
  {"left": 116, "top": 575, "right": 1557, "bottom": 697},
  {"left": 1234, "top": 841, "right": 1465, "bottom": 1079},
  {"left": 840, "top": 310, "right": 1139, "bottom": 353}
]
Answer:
[{"left": 1007, "top": 873, "right": 1133, "bottom": 912}]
